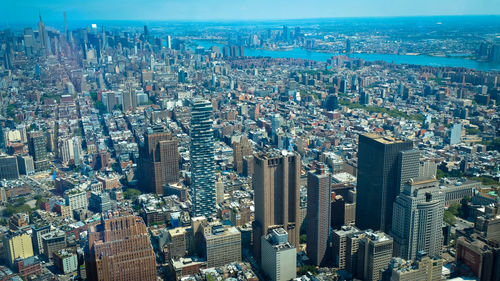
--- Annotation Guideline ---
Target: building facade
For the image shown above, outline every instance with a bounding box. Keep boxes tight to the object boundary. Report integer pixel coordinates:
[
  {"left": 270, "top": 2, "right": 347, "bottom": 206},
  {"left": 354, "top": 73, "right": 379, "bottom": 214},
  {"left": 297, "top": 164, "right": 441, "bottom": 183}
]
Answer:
[{"left": 190, "top": 99, "right": 217, "bottom": 217}]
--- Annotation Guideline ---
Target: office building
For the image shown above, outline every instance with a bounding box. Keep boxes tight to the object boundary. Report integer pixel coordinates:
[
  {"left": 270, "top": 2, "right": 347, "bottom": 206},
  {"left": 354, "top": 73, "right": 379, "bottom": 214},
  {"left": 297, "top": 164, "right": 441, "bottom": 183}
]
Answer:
[
  {"left": 252, "top": 149, "right": 301, "bottom": 262},
  {"left": 17, "top": 155, "right": 34, "bottom": 175},
  {"left": 64, "top": 189, "right": 88, "bottom": 212},
  {"left": 456, "top": 234, "right": 500, "bottom": 281},
  {"left": 356, "top": 231, "right": 393, "bottom": 281},
  {"left": 141, "top": 127, "right": 179, "bottom": 195},
  {"left": 325, "top": 94, "right": 338, "bottom": 111},
  {"left": 396, "top": 149, "right": 420, "bottom": 191},
  {"left": 391, "top": 179, "right": 444, "bottom": 260},
  {"left": 356, "top": 134, "right": 414, "bottom": 233},
  {"left": 3, "top": 231, "right": 34, "bottom": 266},
  {"left": 190, "top": 99, "right": 217, "bottom": 217},
  {"left": 233, "top": 135, "right": 253, "bottom": 174},
  {"left": 475, "top": 202, "right": 500, "bottom": 241},
  {"left": 385, "top": 254, "right": 443, "bottom": 281},
  {"left": 88, "top": 192, "right": 112, "bottom": 213},
  {"left": 32, "top": 224, "right": 51, "bottom": 256},
  {"left": 0, "top": 155, "right": 19, "bottom": 180},
  {"left": 449, "top": 123, "right": 462, "bottom": 145},
  {"left": 86, "top": 215, "right": 157, "bottom": 281},
  {"left": 28, "top": 131, "right": 50, "bottom": 172},
  {"left": 41, "top": 231, "right": 66, "bottom": 260},
  {"left": 332, "top": 226, "right": 362, "bottom": 269},
  {"left": 203, "top": 223, "right": 241, "bottom": 268},
  {"left": 53, "top": 250, "right": 78, "bottom": 274},
  {"left": 122, "top": 83, "right": 137, "bottom": 112},
  {"left": 307, "top": 164, "right": 332, "bottom": 266},
  {"left": 261, "top": 228, "right": 296, "bottom": 281}
]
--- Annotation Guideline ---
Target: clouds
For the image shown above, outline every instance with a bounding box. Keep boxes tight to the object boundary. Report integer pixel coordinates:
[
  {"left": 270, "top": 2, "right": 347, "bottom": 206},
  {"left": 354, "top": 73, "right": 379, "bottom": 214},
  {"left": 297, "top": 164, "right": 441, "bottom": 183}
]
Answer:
[{"left": 0, "top": 0, "right": 499, "bottom": 23}]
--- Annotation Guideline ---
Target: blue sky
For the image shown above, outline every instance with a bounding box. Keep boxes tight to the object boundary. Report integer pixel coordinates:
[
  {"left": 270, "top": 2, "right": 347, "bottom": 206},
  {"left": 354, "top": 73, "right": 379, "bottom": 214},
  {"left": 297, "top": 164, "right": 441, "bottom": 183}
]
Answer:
[{"left": 1, "top": 0, "right": 499, "bottom": 22}]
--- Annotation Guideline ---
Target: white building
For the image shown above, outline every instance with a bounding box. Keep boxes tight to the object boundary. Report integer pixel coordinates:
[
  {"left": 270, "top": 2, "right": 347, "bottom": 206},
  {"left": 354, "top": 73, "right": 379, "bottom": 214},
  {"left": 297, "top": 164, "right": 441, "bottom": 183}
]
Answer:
[
  {"left": 391, "top": 179, "right": 445, "bottom": 260},
  {"left": 261, "top": 228, "right": 296, "bottom": 281},
  {"left": 64, "top": 189, "right": 88, "bottom": 212}
]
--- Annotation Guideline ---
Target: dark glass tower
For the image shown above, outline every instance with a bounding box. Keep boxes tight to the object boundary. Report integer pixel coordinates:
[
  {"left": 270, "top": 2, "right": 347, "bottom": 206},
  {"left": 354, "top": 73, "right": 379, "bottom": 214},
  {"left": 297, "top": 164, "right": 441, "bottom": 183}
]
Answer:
[
  {"left": 355, "top": 134, "right": 414, "bottom": 233},
  {"left": 190, "top": 99, "right": 216, "bottom": 217}
]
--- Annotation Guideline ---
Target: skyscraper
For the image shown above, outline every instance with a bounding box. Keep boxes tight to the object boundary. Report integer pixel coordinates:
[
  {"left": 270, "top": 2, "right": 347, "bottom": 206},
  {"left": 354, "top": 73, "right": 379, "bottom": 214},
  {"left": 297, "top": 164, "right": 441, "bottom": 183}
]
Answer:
[
  {"left": 37, "top": 12, "right": 50, "bottom": 56},
  {"left": 28, "top": 131, "right": 50, "bottom": 172},
  {"left": 391, "top": 179, "right": 445, "bottom": 260},
  {"left": 85, "top": 215, "right": 157, "bottom": 281},
  {"left": 355, "top": 134, "right": 414, "bottom": 233},
  {"left": 122, "top": 83, "right": 137, "bottom": 112},
  {"left": 252, "top": 149, "right": 301, "bottom": 262},
  {"left": 140, "top": 127, "right": 179, "bottom": 194},
  {"left": 307, "top": 163, "right": 332, "bottom": 266},
  {"left": 190, "top": 99, "right": 216, "bottom": 217}
]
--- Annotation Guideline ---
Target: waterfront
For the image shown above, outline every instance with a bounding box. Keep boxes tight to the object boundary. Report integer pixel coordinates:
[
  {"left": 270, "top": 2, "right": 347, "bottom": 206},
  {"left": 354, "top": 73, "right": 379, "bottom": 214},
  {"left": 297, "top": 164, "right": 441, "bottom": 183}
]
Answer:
[{"left": 193, "top": 40, "right": 500, "bottom": 72}]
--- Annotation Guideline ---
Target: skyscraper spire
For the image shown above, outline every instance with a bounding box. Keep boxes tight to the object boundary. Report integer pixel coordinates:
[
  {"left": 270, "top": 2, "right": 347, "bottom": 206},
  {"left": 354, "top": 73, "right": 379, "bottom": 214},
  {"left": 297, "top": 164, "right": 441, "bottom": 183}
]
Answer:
[{"left": 39, "top": 10, "right": 42, "bottom": 22}]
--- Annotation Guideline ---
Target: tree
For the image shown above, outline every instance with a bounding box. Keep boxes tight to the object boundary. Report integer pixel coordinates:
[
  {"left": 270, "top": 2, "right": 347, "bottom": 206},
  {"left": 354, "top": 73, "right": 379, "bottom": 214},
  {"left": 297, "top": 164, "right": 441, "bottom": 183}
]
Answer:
[
  {"left": 443, "top": 210, "right": 456, "bottom": 225},
  {"left": 123, "top": 188, "right": 141, "bottom": 200},
  {"left": 300, "top": 234, "right": 307, "bottom": 244}
]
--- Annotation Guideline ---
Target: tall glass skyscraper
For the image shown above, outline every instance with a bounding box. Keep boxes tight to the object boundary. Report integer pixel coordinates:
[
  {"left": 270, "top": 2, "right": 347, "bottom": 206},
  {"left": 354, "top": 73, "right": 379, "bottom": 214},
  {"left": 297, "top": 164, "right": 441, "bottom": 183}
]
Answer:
[{"left": 190, "top": 99, "right": 216, "bottom": 217}]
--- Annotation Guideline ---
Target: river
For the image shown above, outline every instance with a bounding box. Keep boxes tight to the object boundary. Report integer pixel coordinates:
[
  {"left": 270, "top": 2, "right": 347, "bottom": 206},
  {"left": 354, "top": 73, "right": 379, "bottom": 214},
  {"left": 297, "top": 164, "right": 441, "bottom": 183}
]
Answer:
[{"left": 192, "top": 40, "right": 500, "bottom": 72}]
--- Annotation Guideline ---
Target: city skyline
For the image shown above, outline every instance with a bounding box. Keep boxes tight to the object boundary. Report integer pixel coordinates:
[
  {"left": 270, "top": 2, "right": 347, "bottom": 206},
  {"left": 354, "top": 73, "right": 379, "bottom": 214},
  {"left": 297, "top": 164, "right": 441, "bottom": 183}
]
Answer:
[{"left": 1, "top": 0, "right": 500, "bottom": 23}]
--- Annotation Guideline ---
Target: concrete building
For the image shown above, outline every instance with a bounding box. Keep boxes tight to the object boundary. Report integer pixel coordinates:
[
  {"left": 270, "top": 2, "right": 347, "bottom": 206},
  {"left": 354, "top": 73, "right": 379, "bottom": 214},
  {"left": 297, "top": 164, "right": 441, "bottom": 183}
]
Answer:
[
  {"left": 0, "top": 155, "right": 20, "bottom": 180},
  {"left": 306, "top": 164, "right": 332, "bottom": 266},
  {"left": 141, "top": 127, "right": 180, "bottom": 195},
  {"left": 168, "top": 227, "right": 187, "bottom": 259},
  {"left": 332, "top": 226, "right": 362, "bottom": 270},
  {"left": 53, "top": 249, "right": 78, "bottom": 274},
  {"left": 356, "top": 231, "right": 393, "bottom": 281},
  {"left": 16, "top": 154, "right": 34, "bottom": 175},
  {"left": 32, "top": 224, "right": 51, "bottom": 255},
  {"left": 252, "top": 149, "right": 301, "bottom": 262},
  {"left": 261, "top": 228, "right": 296, "bottom": 281},
  {"left": 386, "top": 255, "right": 443, "bottom": 281},
  {"left": 203, "top": 223, "right": 241, "bottom": 268},
  {"left": 233, "top": 135, "right": 253, "bottom": 174},
  {"left": 86, "top": 215, "right": 157, "bottom": 281},
  {"left": 41, "top": 231, "right": 66, "bottom": 260},
  {"left": 456, "top": 234, "right": 500, "bottom": 281},
  {"left": 391, "top": 179, "right": 444, "bottom": 260},
  {"left": 88, "top": 192, "right": 112, "bottom": 213},
  {"left": 3, "top": 231, "right": 34, "bottom": 266},
  {"left": 356, "top": 134, "right": 414, "bottom": 233},
  {"left": 64, "top": 189, "right": 88, "bottom": 211}
]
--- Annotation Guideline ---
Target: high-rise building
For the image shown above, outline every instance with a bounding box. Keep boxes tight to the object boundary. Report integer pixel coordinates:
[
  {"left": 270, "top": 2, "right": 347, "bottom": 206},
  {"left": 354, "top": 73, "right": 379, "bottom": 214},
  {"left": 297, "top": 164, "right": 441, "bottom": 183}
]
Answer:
[
  {"left": 215, "top": 174, "right": 224, "bottom": 204},
  {"left": 17, "top": 155, "right": 34, "bottom": 175},
  {"left": 391, "top": 179, "right": 444, "bottom": 260},
  {"left": 28, "top": 131, "right": 50, "bottom": 172},
  {"left": 65, "top": 189, "right": 88, "bottom": 212},
  {"left": 396, "top": 149, "right": 420, "bottom": 191},
  {"left": 332, "top": 225, "right": 362, "bottom": 270},
  {"left": 41, "top": 231, "right": 66, "bottom": 260},
  {"left": 37, "top": 12, "right": 50, "bottom": 56},
  {"left": 32, "top": 224, "right": 51, "bottom": 256},
  {"left": 261, "top": 228, "right": 296, "bottom": 281},
  {"left": 3, "top": 231, "right": 34, "bottom": 266},
  {"left": 0, "top": 155, "right": 20, "bottom": 179},
  {"left": 190, "top": 99, "right": 216, "bottom": 217},
  {"left": 252, "top": 149, "right": 301, "bottom": 262},
  {"left": 325, "top": 94, "right": 338, "bottom": 111},
  {"left": 449, "top": 123, "right": 462, "bottom": 145},
  {"left": 307, "top": 164, "right": 332, "bottom": 266},
  {"left": 86, "top": 215, "right": 157, "bottom": 281},
  {"left": 356, "top": 134, "right": 414, "bottom": 233},
  {"left": 122, "top": 83, "right": 138, "bottom": 112},
  {"left": 356, "top": 231, "right": 393, "bottom": 281},
  {"left": 233, "top": 135, "right": 253, "bottom": 174},
  {"left": 203, "top": 223, "right": 241, "bottom": 268},
  {"left": 141, "top": 127, "right": 179, "bottom": 195}
]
